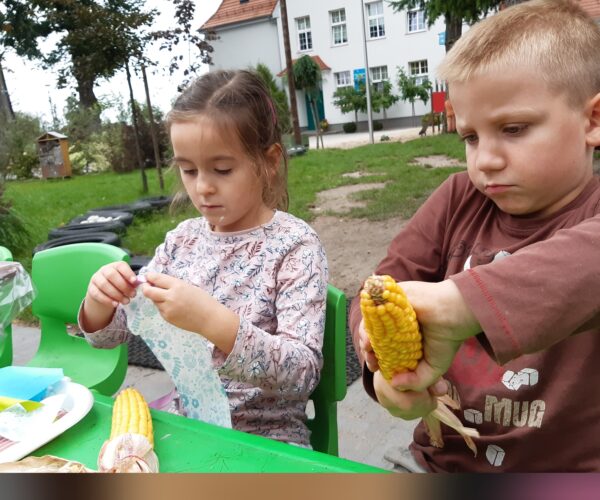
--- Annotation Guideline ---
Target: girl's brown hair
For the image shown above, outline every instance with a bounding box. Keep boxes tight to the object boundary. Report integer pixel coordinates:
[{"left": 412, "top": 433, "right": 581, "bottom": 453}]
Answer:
[{"left": 167, "top": 69, "right": 289, "bottom": 211}]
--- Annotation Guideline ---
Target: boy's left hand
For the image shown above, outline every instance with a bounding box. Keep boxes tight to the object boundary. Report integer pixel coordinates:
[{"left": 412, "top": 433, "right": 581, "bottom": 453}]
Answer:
[{"left": 141, "top": 272, "right": 211, "bottom": 333}]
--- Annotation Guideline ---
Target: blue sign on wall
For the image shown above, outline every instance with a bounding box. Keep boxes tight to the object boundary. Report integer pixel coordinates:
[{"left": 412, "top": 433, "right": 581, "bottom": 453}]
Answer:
[
  {"left": 353, "top": 68, "right": 366, "bottom": 90},
  {"left": 438, "top": 32, "right": 446, "bottom": 45}
]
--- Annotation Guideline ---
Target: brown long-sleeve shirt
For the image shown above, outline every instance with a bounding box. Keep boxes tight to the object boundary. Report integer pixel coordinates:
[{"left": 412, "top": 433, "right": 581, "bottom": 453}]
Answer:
[{"left": 349, "top": 171, "right": 600, "bottom": 471}]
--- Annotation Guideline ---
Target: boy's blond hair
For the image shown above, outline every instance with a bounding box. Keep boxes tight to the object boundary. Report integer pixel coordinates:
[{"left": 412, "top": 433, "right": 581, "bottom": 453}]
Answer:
[{"left": 437, "top": 0, "right": 600, "bottom": 106}]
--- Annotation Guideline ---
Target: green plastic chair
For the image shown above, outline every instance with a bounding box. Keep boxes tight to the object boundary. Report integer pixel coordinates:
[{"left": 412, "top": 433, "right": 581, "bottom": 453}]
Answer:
[
  {"left": 28, "top": 243, "right": 130, "bottom": 395},
  {"left": 0, "top": 245, "right": 13, "bottom": 367},
  {"left": 307, "top": 284, "right": 347, "bottom": 456}
]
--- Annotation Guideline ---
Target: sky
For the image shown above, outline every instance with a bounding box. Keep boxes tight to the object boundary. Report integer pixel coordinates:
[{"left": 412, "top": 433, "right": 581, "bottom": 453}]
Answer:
[{"left": 2, "top": 0, "right": 222, "bottom": 126}]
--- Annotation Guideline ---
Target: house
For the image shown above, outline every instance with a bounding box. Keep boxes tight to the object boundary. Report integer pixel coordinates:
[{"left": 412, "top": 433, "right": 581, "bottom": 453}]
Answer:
[{"left": 203, "top": 0, "right": 446, "bottom": 131}]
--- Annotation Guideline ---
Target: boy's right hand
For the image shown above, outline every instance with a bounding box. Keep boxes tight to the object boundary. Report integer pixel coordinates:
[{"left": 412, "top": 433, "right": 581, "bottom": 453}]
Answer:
[{"left": 85, "top": 261, "right": 138, "bottom": 309}]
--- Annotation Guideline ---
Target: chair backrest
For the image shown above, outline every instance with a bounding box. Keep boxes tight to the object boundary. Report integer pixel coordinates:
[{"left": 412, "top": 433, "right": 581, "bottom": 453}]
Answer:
[
  {"left": 0, "top": 246, "right": 13, "bottom": 367},
  {"left": 307, "top": 284, "right": 347, "bottom": 456},
  {"left": 29, "top": 243, "right": 130, "bottom": 395}
]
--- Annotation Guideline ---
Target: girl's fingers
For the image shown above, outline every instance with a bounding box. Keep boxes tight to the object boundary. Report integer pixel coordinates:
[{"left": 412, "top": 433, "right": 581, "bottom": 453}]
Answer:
[
  {"left": 141, "top": 283, "right": 168, "bottom": 303},
  {"left": 93, "top": 274, "right": 131, "bottom": 306},
  {"left": 144, "top": 272, "right": 177, "bottom": 289},
  {"left": 88, "top": 283, "right": 120, "bottom": 308},
  {"left": 102, "top": 265, "right": 137, "bottom": 298}
]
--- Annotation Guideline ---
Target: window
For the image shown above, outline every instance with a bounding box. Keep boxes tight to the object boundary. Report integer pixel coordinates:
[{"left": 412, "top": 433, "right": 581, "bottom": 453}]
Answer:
[
  {"left": 407, "top": 9, "right": 426, "bottom": 33},
  {"left": 369, "top": 65, "right": 388, "bottom": 91},
  {"left": 366, "top": 1, "right": 385, "bottom": 39},
  {"left": 409, "top": 59, "right": 429, "bottom": 85},
  {"left": 334, "top": 71, "right": 352, "bottom": 88},
  {"left": 296, "top": 16, "right": 312, "bottom": 51},
  {"left": 330, "top": 9, "right": 348, "bottom": 45}
]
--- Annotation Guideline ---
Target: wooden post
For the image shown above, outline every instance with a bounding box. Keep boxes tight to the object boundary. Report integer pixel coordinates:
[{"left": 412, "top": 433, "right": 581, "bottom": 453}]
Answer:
[
  {"left": 141, "top": 64, "right": 165, "bottom": 192},
  {"left": 126, "top": 61, "right": 148, "bottom": 194}
]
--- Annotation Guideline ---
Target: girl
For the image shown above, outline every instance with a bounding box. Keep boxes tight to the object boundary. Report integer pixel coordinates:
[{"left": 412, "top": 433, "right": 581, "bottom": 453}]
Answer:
[{"left": 79, "top": 70, "right": 328, "bottom": 447}]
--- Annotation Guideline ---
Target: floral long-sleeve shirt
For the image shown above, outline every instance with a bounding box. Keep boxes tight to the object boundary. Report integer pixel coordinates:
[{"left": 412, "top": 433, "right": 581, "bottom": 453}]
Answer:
[{"left": 80, "top": 210, "right": 328, "bottom": 446}]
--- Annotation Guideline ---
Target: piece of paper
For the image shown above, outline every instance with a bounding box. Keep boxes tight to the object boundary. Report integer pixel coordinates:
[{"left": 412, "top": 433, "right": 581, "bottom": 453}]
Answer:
[
  {"left": 0, "top": 367, "right": 64, "bottom": 402},
  {"left": 123, "top": 294, "right": 231, "bottom": 428},
  {"left": 0, "top": 397, "right": 42, "bottom": 413},
  {"left": 0, "top": 394, "right": 65, "bottom": 442}
]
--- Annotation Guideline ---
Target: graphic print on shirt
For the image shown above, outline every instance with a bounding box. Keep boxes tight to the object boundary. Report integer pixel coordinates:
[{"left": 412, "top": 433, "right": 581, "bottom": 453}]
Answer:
[{"left": 451, "top": 245, "right": 546, "bottom": 468}]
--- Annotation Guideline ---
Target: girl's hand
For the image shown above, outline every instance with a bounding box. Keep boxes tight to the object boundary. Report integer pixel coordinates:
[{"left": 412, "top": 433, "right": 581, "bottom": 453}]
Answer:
[
  {"left": 141, "top": 272, "right": 208, "bottom": 333},
  {"left": 81, "top": 261, "right": 137, "bottom": 332},
  {"left": 86, "top": 261, "right": 137, "bottom": 309},
  {"left": 141, "top": 272, "right": 239, "bottom": 354},
  {"left": 374, "top": 370, "right": 448, "bottom": 420},
  {"left": 358, "top": 319, "right": 380, "bottom": 372}
]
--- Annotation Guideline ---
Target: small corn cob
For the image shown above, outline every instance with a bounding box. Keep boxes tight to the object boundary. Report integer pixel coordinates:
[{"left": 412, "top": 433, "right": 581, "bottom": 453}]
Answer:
[
  {"left": 98, "top": 388, "right": 159, "bottom": 472},
  {"left": 111, "top": 388, "right": 154, "bottom": 447},
  {"left": 361, "top": 275, "right": 480, "bottom": 456}
]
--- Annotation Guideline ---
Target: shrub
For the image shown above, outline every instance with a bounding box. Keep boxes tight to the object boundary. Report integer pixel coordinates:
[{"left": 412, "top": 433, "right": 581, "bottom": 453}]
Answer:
[
  {"left": 380, "top": 135, "right": 390, "bottom": 142},
  {"left": 343, "top": 122, "right": 357, "bottom": 133},
  {"left": 373, "top": 121, "right": 383, "bottom": 131},
  {"left": 421, "top": 112, "right": 441, "bottom": 127},
  {"left": 319, "top": 119, "right": 329, "bottom": 132}
]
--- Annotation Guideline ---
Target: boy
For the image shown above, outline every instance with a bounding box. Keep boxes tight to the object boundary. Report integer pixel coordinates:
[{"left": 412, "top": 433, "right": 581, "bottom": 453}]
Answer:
[{"left": 350, "top": 0, "right": 600, "bottom": 472}]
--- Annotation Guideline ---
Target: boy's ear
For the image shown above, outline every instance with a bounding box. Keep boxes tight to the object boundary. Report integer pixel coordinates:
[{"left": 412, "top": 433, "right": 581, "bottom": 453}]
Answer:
[{"left": 585, "top": 92, "right": 600, "bottom": 147}]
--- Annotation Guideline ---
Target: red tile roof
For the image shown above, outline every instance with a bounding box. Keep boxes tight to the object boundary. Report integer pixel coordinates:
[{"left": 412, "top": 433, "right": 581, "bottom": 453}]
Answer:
[
  {"left": 579, "top": 0, "right": 600, "bottom": 18},
  {"left": 202, "top": 0, "right": 278, "bottom": 30},
  {"left": 276, "top": 55, "right": 331, "bottom": 77}
]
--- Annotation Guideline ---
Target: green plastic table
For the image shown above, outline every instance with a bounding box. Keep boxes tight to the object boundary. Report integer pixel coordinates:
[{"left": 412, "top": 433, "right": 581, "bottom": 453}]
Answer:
[{"left": 35, "top": 392, "right": 386, "bottom": 473}]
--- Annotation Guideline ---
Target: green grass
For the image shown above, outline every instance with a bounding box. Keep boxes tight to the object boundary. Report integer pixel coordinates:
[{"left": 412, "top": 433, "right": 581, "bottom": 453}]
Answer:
[{"left": 4, "top": 133, "right": 465, "bottom": 265}]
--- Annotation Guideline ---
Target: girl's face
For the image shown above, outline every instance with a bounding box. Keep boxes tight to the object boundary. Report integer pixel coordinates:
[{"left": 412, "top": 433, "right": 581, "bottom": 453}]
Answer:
[{"left": 170, "top": 115, "right": 274, "bottom": 232}]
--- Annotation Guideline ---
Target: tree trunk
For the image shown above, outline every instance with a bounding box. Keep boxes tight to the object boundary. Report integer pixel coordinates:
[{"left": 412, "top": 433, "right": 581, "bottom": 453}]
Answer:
[
  {"left": 411, "top": 101, "right": 416, "bottom": 126},
  {"left": 444, "top": 12, "right": 463, "bottom": 53},
  {"left": 141, "top": 64, "right": 164, "bottom": 192},
  {"left": 280, "top": 0, "right": 302, "bottom": 147},
  {"left": 125, "top": 62, "right": 148, "bottom": 194},
  {"left": 0, "top": 61, "right": 15, "bottom": 121}
]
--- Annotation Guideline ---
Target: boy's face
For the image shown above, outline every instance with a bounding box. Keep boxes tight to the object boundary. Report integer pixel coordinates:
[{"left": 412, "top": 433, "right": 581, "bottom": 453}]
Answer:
[{"left": 451, "top": 69, "right": 596, "bottom": 217}]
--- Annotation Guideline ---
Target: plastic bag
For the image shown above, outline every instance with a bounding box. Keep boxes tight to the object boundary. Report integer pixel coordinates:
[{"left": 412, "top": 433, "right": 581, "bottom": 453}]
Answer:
[{"left": 0, "top": 262, "right": 36, "bottom": 330}]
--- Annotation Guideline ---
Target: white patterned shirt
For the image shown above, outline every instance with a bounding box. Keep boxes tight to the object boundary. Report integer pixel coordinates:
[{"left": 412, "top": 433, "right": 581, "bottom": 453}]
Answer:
[{"left": 81, "top": 210, "right": 328, "bottom": 446}]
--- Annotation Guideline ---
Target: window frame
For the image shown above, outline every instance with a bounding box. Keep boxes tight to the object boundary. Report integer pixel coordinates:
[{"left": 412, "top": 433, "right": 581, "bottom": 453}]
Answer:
[
  {"left": 407, "top": 9, "right": 426, "bottom": 33},
  {"left": 369, "top": 65, "right": 389, "bottom": 91},
  {"left": 366, "top": 1, "right": 385, "bottom": 40},
  {"left": 296, "top": 16, "right": 313, "bottom": 52},
  {"left": 334, "top": 70, "right": 352, "bottom": 88},
  {"left": 408, "top": 59, "right": 429, "bottom": 85},
  {"left": 330, "top": 8, "right": 348, "bottom": 46}
]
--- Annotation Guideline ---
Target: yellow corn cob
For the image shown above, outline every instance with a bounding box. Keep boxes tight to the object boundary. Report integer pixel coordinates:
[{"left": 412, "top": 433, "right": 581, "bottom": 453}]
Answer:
[
  {"left": 360, "top": 275, "right": 423, "bottom": 380},
  {"left": 110, "top": 388, "right": 154, "bottom": 447},
  {"left": 360, "top": 274, "right": 480, "bottom": 456}
]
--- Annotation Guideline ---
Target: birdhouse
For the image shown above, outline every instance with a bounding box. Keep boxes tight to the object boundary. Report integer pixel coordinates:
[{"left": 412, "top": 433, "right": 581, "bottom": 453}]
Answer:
[{"left": 37, "top": 131, "right": 72, "bottom": 179}]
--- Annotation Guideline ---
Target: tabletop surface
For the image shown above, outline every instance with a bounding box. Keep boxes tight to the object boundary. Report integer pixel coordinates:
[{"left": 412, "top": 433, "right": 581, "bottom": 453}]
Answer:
[{"left": 35, "top": 392, "right": 386, "bottom": 473}]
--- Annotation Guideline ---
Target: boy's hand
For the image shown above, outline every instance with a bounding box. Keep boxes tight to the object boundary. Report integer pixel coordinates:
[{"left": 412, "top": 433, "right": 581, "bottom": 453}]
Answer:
[
  {"left": 141, "top": 272, "right": 210, "bottom": 333},
  {"left": 86, "top": 261, "right": 137, "bottom": 309},
  {"left": 390, "top": 280, "right": 480, "bottom": 392},
  {"left": 374, "top": 370, "right": 448, "bottom": 420},
  {"left": 358, "top": 319, "right": 380, "bottom": 372}
]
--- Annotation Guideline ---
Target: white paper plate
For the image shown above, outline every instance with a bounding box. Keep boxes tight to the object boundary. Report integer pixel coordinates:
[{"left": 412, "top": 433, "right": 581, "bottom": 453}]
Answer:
[{"left": 0, "top": 380, "right": 93, "bottom": 464}]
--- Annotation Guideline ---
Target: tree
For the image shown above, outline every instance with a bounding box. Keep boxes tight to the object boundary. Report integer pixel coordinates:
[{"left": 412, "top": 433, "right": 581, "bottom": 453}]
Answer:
[
  {"left": 388, "top": 0, "right": 499, "bottom": 52},
  {"left": 332, "top": 85, "right": 366, "bottom": 125},
  {"left": 370, "top": 81, "right": 399, "bottom": 120},
  {"left": 293, "top": 55, "right": 324, "bottom": 149},
  {"left": 0, "top": 0, "right": 155, "bottom": 109},
  {"left": 278, "top": 0, "right": 302, "bottom": 146},
  {"left": 254, "top": 63, "right": 292, "bottom": 135},
  {"left": 396, "top": 67, "right": 432, "bottom": 125}
]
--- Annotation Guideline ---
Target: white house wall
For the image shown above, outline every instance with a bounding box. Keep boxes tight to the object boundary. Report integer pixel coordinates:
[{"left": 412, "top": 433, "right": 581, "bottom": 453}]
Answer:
[
  {"left": 211, "top": 19, "right": 282, "bottom": 76},
  {"left": 281, "top": 0, "right": 447, "bottom": 127},
  {"left": 208, "top": 1, "right": 449, "bottom": 128}
]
